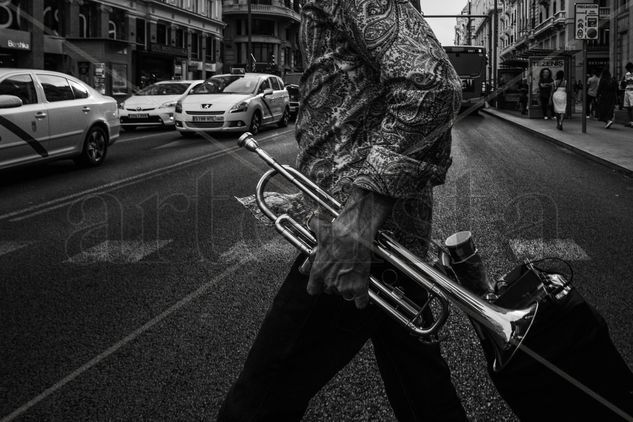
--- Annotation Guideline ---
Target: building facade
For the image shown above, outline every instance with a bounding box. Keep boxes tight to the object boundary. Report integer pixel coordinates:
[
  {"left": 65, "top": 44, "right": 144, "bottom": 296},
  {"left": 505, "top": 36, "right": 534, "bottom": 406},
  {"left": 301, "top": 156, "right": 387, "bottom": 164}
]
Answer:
[
  {"left": 612, "top": 0, "right": 633, "bottom": 82},
  {"left": 221, "top": 0, "right": 302, "bottom": 76},
  {"left": 0, "top": 0, "right": 224, "bottom": 100},
  {"left": 460, "top": 0, "right": 627, "bottom": 89}
]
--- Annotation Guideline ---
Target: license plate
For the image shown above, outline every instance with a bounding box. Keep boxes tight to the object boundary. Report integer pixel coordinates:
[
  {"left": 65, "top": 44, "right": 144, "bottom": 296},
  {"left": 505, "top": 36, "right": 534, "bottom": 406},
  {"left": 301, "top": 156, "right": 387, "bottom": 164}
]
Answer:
[
  {"left": 129, "top": 113, "right": 149, "bottom": 119},
  {"left": 193, "top": 115, "right": 223, "bottom": 122}
]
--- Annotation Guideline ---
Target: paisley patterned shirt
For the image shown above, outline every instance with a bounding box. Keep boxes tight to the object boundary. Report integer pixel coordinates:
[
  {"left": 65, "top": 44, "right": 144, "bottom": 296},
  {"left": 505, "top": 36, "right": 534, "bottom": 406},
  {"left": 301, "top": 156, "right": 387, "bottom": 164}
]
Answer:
[{"left": 295, "top": 0, "right": 462, "bottom": 251}]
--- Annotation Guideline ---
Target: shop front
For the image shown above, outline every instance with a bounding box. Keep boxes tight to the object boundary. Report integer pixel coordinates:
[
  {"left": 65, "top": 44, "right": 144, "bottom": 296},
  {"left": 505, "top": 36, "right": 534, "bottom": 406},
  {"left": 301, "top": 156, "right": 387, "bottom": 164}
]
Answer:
[
  {"left": 0, "top": 28, "right": 31, "bottom": 68},
  {"left": 136, "top": 44, "right": 188, "bottom": 88}
]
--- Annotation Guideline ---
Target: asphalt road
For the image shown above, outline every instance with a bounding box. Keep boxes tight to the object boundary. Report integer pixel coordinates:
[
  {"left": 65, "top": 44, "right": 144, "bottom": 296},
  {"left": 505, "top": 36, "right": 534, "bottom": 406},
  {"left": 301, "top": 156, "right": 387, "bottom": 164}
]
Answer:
[{"left": 1, "top": 116, "right": 632, "bottom": 421}]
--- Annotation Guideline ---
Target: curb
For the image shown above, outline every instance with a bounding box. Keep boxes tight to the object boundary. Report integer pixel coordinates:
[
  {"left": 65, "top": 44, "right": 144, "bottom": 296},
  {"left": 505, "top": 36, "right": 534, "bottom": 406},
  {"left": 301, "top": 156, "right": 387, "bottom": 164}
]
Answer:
[{"left": 481, "top": 108, "right": 633, "bottom": 178}]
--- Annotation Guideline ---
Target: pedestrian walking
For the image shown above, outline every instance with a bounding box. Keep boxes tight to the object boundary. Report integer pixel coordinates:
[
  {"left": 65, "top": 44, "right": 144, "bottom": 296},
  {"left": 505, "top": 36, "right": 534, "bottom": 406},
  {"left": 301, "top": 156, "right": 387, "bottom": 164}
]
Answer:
[
  {"left": 596, "top": 68, "right": 618, "bottom": 129},
  {"left": 217, "top": 2, "right": 469, "bottom": 421},
  {"left": 623, "top": 62, "right": 633, "bottom": 128},
  {"left": 538, "top": 68, "right": 554, "bottom": 119},
  {"left": 587, "top": 71, "right": 600, "bottom": 118},
  {"left": 551, "top": 70, "right": 567, "bottom": 130}
]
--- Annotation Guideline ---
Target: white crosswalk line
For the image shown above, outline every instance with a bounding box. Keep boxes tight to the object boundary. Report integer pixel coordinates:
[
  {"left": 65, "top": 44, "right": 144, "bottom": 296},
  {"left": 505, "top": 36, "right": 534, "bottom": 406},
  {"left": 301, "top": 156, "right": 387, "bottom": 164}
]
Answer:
[
  {"left": 0, "top": 241, "right": 34, "bottom": 257},
  {"left": 509, "top": 239, "right": 590, "bottom": 261},
  {"left": 65, "top": 240, "right": 172, "bottom": 264}
]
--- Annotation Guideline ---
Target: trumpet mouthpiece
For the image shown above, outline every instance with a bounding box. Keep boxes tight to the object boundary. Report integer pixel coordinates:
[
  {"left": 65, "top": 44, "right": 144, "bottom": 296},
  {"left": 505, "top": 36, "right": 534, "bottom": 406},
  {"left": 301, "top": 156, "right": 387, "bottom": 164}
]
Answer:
[{"left": 238, "top": 132, "right": 259, "bottom": 152}]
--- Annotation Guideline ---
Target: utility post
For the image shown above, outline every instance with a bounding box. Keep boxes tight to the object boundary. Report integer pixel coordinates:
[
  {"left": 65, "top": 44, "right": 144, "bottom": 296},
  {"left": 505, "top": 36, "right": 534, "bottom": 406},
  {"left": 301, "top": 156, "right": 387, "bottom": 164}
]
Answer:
[
  {"left": 493, "top": 0, "right": 498, "bottom": 95},
  {"left": 247, "top": 0, "right": 253, "bottom": 71}
]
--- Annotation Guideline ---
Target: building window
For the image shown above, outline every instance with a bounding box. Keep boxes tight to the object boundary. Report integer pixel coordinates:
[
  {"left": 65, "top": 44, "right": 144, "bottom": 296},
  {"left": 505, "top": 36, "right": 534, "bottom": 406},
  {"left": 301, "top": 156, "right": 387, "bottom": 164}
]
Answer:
[
  {"left": 157, "top": 22, "right": 167, "bottom": 45},
  {"left": 136, "top": 18, "right": 146, "bottom": 45},
  {"left": 108, "top": 21, "right": 116, "bottom": 39},
  {"left": 206, "top": 36, "right": 216, "bottom": 62},
  {"left": 176, "top": 28, "right": 184, "bottom": 48},
  {"left": 191, "top": 33, "right": 200, "bottom": 60},
  {"left": 79, "top": 14, "right": 87, "bottom": 38},
  {"left": 253, "top": 19, "right": 275, "bottom": 36}
]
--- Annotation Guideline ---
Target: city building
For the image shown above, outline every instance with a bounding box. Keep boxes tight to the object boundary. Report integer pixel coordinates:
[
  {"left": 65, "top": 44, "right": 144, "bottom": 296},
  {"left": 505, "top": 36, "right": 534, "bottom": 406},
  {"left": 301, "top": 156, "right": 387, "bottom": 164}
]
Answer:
[
  {"left": 458, "top": 0, "right": 632, "bottom": 116},
  {"left": 455, "top": 3, "right": 472, "bottom": 46},
  {"left": 0, "top": 0, "right": 224, "bottom": 100},
  {"left": 612, "top": 0, "right": 633, "bottom": 81},
  {"left": 221, "top": 0, "right": 302, "bottom": 76}
]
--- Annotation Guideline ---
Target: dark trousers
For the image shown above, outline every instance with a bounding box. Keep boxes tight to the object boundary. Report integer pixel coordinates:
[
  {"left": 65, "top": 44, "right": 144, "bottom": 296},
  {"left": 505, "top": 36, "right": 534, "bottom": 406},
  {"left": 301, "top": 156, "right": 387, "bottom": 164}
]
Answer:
[
  {"left": 481, "top": 288, "right": 633, "bottom": 421},
  {"left": 539, "top": 95, "right": 551, "bottom": 118},
  {"left": 218, "top": 255, "right": 468, "bottom": 422},
  {"left": 586, "top": 93, "right": 596, "bottom": 116}
]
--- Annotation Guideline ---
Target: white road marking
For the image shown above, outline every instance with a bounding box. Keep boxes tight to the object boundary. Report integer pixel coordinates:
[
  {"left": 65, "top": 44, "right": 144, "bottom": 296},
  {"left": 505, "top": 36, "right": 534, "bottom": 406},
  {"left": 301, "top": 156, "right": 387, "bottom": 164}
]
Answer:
[
  {"left": 2, "top": 129, "right": 294, "bottom": 223},
  {"left": 153, "top": 139, "right": 204, "bottom": 150},
  {"left": 0, "top": 241, "right": 34, "bottom": 257},
  {"left": 509, "top": 239, "right": 590, "bottom": 261},
  {"left": 117, "top": 132, "right": 175, "bottom": 144},
  {"left": 65, "top": 240, "right": 172, "bottom": 264}
]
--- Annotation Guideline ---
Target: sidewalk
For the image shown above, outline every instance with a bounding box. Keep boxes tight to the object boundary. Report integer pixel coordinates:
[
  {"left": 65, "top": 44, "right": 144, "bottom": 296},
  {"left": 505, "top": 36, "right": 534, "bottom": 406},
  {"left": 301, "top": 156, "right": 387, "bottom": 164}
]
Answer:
[{"left": 481, "top": 106, "right": 633, "bottom": 177}]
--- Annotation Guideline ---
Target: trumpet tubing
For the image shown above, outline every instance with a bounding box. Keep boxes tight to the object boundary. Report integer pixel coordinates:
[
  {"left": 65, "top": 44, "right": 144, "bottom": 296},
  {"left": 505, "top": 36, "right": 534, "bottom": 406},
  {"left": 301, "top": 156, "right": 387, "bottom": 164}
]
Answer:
[{"left": 238, "top": 132, "right": 538, "bottom": 371}]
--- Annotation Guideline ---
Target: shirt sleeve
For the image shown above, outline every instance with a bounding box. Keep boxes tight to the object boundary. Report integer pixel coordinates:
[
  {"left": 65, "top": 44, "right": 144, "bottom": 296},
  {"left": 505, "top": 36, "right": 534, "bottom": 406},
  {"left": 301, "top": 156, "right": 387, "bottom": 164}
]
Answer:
[{"left": 340, "top": 1, "right": 463, "bottom": 198}]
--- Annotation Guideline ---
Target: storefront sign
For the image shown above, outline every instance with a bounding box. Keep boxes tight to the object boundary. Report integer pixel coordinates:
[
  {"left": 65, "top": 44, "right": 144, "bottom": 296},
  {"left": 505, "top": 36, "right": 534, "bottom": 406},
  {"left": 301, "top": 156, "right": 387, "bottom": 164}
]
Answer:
[
  {"left": 188, "top": 61, "right": 203, "bottom": 71},
  {"left": 1, "top": 28, "right": 30, "bottom": 50},
  {"left": 150, "top": 43, "right": 188, "bottom": 57},
  {"left": 575, "top": 3, "right": 599, "bottom": 40}
]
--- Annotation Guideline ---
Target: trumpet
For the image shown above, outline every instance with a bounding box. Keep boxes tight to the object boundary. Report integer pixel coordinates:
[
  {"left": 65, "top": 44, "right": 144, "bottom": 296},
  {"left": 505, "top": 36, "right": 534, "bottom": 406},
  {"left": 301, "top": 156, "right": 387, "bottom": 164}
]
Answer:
[{"left": 238, "top": 132, "right": 538, "bottom": 372}]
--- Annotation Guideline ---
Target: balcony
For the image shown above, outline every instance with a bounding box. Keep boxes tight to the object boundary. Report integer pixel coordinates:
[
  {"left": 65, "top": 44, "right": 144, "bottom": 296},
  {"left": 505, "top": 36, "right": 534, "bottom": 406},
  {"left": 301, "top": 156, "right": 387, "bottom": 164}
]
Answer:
[
  {"left": 599, "top": 7, "right": 610, "bottom": 19},
  {"left": 223, "top": 1, "right": 300, "bottom": 23}
]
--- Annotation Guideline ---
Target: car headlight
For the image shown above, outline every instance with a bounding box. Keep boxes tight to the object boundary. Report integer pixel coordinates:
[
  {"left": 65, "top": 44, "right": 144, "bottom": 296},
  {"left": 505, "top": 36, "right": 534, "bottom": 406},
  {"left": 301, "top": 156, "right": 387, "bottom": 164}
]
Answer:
[
  {"left": 230, "top": 102, "right": 249, "bottom": 113},
  {"left": 175, "top": 102, "right": 182, "bottom": 113},
  {"left": 159, "top": 101, "right": 176, "bottom": 109}
]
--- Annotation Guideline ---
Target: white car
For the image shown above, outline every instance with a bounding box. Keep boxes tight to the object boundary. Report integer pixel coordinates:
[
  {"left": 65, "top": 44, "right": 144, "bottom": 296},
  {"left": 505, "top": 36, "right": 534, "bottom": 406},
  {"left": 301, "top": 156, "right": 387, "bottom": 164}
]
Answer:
[
  {"left": 174, "top": 73, "right": 290, "bottom": 136},
  {"left": 0, "top": 69, "right": 119, "bottom": 171},
  {"left": 119, "top": 80, "right": 203, "bottom": 131}
]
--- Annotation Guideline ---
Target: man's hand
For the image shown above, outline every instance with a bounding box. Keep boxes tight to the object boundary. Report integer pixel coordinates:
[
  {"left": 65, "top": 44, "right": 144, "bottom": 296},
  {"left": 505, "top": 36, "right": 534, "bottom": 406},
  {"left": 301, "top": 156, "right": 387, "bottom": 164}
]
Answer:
[{"left": 306, "top": 188, "right": 394, "bottom": 309}]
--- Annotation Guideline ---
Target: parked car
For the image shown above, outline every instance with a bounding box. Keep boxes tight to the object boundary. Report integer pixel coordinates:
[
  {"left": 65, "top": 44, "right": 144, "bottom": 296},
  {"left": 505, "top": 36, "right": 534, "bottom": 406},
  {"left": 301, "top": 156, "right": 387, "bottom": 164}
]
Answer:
[
  {"left": 174, "top": 73, "right": 290, "bottom": 136},
  {"left": 0, "top": 69, "right": 119, "bottom": 171},
  {"left": 119, "top": 80, "right": 203, "bottom": 131},
  {"left": 285, "top": 84, "right": 300, "bottom": 120}
]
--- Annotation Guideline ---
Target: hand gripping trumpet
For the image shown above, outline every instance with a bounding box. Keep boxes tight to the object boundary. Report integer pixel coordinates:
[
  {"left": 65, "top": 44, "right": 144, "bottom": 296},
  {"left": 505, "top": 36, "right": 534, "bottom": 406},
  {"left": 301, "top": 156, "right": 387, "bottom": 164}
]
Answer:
[{"left": 238, "top": 132, "right": 538, "bottom": 371}]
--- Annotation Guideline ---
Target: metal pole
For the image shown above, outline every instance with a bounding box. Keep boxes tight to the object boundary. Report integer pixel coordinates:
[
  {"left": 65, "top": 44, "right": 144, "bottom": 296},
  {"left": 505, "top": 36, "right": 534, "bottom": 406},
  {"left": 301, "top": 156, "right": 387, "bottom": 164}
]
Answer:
[
  {"left": 493, "top": 0, "right": 498, "bottom": 94},
  {"left": 582, "top": 39, "right": 587, "bottom": 133},
  {"left": 247, "top": 0, "right": 252, "bottom": 71}
]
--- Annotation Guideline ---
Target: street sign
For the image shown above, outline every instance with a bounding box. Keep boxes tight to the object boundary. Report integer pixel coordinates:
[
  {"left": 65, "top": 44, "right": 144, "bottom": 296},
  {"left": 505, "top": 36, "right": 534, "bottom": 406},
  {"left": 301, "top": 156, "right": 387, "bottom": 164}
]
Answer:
[{"left": 575, "top": 3, "right": 599, "bottom": 40}]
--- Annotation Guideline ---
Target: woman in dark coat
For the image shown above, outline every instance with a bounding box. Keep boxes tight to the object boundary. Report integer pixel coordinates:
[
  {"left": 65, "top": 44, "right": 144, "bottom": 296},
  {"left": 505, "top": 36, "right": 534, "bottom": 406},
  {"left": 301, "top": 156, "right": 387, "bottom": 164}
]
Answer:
[
  {"left": 596, "top": 68, "right": 618, "bottom": 128},
  {"left": 538, "top": 68, "right": 554, "bottom": 119}
]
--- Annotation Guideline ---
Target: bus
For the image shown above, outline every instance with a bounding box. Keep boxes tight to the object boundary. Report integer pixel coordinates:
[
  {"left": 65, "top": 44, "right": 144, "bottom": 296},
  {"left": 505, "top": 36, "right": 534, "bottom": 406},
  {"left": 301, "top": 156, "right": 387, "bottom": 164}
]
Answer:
[{"left": 443, "top": 46, "right": 488, "bottom": 112}]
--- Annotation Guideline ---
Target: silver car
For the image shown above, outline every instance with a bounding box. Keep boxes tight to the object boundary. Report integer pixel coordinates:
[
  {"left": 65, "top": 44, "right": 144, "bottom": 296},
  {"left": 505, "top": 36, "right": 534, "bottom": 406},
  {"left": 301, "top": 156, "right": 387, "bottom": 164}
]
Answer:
[{"left": 0, "top": 69, "right": 120, "bottom": 171}]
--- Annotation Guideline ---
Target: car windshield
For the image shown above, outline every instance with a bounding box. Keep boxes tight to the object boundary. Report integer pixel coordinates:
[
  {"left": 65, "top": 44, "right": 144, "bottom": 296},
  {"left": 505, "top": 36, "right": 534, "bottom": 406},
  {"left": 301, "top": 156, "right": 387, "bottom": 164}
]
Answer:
[
  {"left": 190, "top": 75, "right": 259, "bottom": 95},
  {"left": 136, "top": 83, "right": 189, "bottom": 95}
]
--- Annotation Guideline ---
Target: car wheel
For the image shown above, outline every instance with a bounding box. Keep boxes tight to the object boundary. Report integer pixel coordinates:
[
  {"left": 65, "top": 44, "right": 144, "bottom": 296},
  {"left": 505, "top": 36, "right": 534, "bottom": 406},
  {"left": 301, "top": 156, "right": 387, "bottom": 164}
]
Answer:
[
  {"left": 180, "top": 131, "right": 197, "bottom": 138},
  {"left": 76, "top": 125, "right": 108, "bottom": 167},
  {"left": 249, "top": 111, "right": 262, "bottom": 135},
  {"left": 278, "top": 107, "right": 290, "bottom": 128},
  {"left": 123, "top": 125, "right": 136, "bottom": 132}
]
